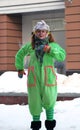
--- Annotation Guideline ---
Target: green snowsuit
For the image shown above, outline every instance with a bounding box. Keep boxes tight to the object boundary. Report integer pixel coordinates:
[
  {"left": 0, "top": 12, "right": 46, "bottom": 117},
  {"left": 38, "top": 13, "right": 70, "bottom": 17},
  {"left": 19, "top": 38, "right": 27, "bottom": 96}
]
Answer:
[{"left": 15, "top": 42, "right": 66, "bottom": 116}]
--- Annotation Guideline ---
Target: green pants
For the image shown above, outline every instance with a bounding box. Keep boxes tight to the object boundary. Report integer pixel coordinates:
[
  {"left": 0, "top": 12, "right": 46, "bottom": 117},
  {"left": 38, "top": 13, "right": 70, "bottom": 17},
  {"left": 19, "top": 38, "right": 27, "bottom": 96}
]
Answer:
[{"left": 28, "top": 80, "right": 57, "bottom": 116}]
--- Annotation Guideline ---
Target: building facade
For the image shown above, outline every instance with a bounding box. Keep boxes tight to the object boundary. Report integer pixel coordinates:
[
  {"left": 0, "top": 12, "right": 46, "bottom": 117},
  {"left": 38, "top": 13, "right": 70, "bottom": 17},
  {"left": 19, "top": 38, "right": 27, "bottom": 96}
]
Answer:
[
  {"left": 65, "top": 0, "right": 80, "bottom": 75},
  {"left": 0, "top": 0, "right": 80, "bottom": 75}
]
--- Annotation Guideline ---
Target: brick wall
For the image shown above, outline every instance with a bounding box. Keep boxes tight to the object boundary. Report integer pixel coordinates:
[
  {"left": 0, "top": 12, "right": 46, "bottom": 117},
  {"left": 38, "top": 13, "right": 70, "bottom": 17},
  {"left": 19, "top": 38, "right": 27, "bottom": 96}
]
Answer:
[
  {"left": 0, "top": 14, "right": 22, "bottom": 74},
  {"left": 65, "top": 0, "right": 80, "bottom": 71}
]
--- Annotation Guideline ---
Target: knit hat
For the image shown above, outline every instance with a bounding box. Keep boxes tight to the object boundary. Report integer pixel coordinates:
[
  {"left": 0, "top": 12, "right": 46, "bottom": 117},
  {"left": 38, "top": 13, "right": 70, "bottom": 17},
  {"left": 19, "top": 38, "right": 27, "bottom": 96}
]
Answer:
[{"left": 33, "top": 20, "right": 50, "bottom": 31}]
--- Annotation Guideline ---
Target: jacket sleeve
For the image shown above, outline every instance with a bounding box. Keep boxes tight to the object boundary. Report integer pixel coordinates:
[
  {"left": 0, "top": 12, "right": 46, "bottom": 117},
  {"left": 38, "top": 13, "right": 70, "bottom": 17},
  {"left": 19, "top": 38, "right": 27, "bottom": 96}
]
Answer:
[
  {"left": 15, "top": 43, "right": 32, "bottom": 70},
  {"left": 49, "top": 42, "right": 66, "bottom": 61}
]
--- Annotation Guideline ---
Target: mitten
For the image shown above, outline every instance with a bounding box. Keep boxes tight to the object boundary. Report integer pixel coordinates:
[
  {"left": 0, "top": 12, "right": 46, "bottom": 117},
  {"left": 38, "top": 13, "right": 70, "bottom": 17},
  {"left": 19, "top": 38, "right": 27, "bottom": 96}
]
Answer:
[
  {"left": 43, "top": 45, "right": 51, "bottom": 53},
  {"left": 18, "top": 70, "right": 26, "bottom": 78}
]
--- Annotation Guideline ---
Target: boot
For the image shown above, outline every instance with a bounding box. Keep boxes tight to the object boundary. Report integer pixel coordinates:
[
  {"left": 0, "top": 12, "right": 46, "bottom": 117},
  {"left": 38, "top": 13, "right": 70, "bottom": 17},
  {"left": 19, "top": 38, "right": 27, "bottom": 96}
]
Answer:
[
  {"left": 31, "top": 121, "right": 41, "bottom": 130},
  {"left": 45, "top": 120, "right": 56, "bottom": 130}
]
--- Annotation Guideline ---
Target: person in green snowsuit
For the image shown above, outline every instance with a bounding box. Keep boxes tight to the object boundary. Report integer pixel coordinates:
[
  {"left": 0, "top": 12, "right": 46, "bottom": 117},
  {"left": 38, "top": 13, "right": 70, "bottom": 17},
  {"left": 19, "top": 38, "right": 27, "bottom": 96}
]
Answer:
[{"left": 15, "top": 20, "right": 66, "bottom": 130}]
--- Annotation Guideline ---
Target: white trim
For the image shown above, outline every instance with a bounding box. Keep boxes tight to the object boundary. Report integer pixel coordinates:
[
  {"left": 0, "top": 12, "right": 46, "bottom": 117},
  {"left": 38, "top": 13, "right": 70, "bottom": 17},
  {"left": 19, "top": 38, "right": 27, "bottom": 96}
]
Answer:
[
  {"left": 0, "top": 1, "right": 65, "bottom": 14},
  {"left": 0, "top": 0, "right": 64, "bottom": 6}
]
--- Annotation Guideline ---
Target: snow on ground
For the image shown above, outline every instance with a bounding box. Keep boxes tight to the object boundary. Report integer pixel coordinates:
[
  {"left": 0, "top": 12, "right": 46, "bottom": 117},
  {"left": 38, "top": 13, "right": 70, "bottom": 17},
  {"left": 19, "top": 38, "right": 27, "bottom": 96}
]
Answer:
[
  {"left": 57, "top": 73, "right": 80, "bottom": 93},
  {"left": 0, "top": 70, "right": 80, "bottom": 93},
  {"left": 0, "top": 98, "right": 80, "bottom": 130},
  {"left": 0, "top": 71, "right": 80, "bottom": 130}
]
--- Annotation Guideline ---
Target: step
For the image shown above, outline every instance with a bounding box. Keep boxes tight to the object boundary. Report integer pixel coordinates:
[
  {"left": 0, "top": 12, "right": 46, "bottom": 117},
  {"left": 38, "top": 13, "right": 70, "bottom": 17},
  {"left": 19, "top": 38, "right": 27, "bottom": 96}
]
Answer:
[
  {"left": 0, "top": 92, "right": 80, "bottom": 105},
  {"left": 0, "top": 92, "right": 28, "bottom": 105}
]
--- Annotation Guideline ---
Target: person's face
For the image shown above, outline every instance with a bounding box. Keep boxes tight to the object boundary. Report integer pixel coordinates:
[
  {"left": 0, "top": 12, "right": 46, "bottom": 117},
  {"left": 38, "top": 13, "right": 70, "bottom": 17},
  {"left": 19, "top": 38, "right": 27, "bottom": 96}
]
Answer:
[{"left": 35, "top": 29, "right": 48, "bottom": 39}]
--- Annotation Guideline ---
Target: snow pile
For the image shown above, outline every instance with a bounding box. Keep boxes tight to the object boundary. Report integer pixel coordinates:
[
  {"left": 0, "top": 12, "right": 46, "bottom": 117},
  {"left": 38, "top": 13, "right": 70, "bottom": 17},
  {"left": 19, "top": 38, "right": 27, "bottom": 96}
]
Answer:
[
  {"left": 0, "top": 71, "right": 27, "bottom": 93},
  {"left": 0, "top": 71, "right": 80, "bottom": 94},
  {"left": 57, "top": 73, "right": 80, "bottom": 93}
]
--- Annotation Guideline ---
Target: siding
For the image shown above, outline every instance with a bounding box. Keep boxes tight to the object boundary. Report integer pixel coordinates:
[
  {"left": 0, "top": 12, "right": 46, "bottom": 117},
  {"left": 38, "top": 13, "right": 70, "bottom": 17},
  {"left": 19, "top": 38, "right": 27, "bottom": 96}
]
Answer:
[
  {"left": 65, "top": 0, "right": 80, "bottom": 70},
  {"left": 0, "top": 14, "right": 22, "bottom": 72}
]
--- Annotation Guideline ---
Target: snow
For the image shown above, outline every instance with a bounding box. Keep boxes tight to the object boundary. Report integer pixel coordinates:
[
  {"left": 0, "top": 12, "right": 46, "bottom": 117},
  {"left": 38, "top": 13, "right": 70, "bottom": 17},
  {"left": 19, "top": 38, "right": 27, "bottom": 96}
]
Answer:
[
  {"left": 0, "top": 70, "right": 80, "bottom": 94},
  {"left": 0, "top": 70, "right": 80, "bottom": 130},
  {"left": 57, "top": 73, "right": 80, "bottom": 93},
  {"left": 0, "top": 71, "right": 28, "bottom": 93}
]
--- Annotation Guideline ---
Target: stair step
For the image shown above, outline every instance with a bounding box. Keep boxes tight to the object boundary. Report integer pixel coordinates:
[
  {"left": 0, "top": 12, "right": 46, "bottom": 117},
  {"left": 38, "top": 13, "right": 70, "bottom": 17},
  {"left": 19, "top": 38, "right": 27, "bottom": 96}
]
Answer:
[{"left": 0, "top": 93, "right": 79, "bottom": 105}]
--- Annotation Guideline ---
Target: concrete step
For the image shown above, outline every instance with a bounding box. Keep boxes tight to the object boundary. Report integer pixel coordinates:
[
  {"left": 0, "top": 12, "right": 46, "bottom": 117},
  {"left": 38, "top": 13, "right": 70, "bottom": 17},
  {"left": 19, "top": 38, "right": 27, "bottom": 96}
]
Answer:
[
  {"left": 0, "top": 92, "right": 28, "bottom": 105},
  {"left": 0, "top": 92, "right": 80, "bottom": 105}
]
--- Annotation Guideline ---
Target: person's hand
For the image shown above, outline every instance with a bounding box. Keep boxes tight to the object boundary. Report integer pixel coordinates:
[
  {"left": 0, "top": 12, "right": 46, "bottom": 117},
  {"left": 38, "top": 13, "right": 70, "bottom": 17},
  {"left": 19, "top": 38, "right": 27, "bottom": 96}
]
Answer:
[
  {"left": 37, "top": 45, "right": 50, "bottom": 52},
  {"left": 43, "top": 45, "right": 51, "bottom": 53},
  {"left": 18, "top": 70, "right": 26, "bottom": 78},
  {"left": 35, "top": 44, "right": 50, "bottom": 57}
]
